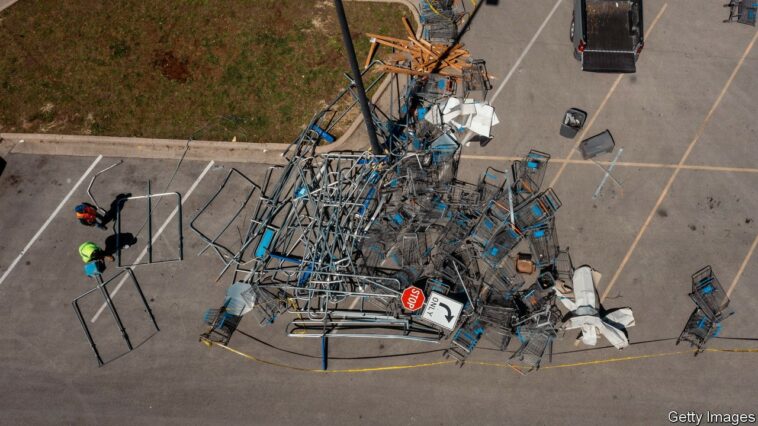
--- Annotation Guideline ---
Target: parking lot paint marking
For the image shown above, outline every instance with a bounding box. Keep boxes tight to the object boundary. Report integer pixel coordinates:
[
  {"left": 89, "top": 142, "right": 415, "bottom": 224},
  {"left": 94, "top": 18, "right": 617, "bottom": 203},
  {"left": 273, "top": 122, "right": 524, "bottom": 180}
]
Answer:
[
  {"left": 90, "top": 160, "right": 215, "bottom": 322},
  {"left": 489, "top": 0, "right": 564, "bottom": 102},
  {"left": 677, "top": 164, "right": 758, "bottom": 174},
  {"left": 600, "top": 29, "right": 758, "bottom": 303},
  {"left": 0, "top": 155, "right": 103, "bottom": 288},
  {"left": 207, "top": 337, "right": 758, "bottom": 374},
  {"left": 547, "top": 2, "right": 669, "bottom": 189},
  {"left": 462, "top": 154, "right": 758, "bottom": 174},
  {"left": 727, "top": 232, "right": 758, "bottom": 297}
]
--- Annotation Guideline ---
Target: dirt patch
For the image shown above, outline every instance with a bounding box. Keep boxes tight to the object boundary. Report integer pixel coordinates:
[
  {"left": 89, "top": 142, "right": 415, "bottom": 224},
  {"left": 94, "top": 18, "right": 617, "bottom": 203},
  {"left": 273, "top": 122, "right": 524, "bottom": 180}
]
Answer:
[
  {"left": 7, "top": 174, "right": 21, "bottom": 186},
  {"left": 153, "top": 51, "right": 190, "bottom": 83},
  {"left": 706, "top": 197, "right": 721, "bottom": 210}
]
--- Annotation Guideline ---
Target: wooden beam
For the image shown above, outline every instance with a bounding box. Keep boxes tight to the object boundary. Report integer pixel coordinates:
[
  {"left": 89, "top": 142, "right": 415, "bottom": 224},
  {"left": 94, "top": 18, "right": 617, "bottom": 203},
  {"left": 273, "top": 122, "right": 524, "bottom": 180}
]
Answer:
[
  {"left": 402, "top": 15, "right": 416, "bottom": 40},
  {"left": 364, "top": 40, "right": 379, "bottom": 69}
]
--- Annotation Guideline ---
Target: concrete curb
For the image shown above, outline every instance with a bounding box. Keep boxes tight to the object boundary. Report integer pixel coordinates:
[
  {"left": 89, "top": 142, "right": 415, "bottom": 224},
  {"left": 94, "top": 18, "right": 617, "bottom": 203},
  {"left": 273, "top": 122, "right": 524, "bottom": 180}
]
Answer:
[
  {"left": 1, "top": 133, "right": 290, "bottom": 164},
  {"left": 0, "top": 0, "right": 420, "bottom": 162}
]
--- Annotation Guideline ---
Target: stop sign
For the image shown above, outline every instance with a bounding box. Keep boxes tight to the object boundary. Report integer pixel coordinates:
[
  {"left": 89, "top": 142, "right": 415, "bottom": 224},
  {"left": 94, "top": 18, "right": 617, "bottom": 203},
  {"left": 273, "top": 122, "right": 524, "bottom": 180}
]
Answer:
[{"left": 401, "top": 286, "right": 426, "bottom": 312}]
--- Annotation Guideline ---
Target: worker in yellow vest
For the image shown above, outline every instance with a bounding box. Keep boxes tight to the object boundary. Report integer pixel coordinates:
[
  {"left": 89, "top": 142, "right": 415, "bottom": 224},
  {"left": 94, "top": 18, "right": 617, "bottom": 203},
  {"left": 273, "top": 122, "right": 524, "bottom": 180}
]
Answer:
[{"left": 78, "top": 242, "right": 114, "bottom": 263}]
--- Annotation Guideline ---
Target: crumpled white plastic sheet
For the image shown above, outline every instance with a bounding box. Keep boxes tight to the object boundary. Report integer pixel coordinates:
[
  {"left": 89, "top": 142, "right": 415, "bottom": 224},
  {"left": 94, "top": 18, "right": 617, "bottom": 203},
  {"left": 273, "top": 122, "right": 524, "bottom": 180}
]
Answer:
[
  {"left": 555, "top": 266, "right": 635, "bottom": 349},
  {"left": 424, "top": 97, "right": 499, "bottom": 137}
]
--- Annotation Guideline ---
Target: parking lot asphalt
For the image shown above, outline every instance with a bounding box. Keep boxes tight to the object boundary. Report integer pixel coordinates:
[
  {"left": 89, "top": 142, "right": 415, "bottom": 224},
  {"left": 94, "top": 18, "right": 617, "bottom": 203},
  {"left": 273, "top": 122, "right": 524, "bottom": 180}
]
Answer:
[{"left": 0, "top": 0, "right": 757, "bottom": 424}]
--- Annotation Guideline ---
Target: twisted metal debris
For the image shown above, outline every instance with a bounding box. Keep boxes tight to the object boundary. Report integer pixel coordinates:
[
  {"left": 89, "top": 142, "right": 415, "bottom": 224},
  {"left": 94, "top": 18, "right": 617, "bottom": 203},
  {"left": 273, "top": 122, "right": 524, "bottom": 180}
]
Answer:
[{"left": 194, "top": 1, "right": 585, "bottom": 372}]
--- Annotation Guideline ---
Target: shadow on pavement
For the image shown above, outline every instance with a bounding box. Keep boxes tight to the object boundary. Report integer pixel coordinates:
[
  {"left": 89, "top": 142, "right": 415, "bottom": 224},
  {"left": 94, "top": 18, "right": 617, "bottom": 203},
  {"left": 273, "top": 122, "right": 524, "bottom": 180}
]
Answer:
[
  {"left": 102, "top": 193, "right": 132, "bottom": 226},
  {"left": 104, "top": 232, "right": 138, "bottom": 257}
]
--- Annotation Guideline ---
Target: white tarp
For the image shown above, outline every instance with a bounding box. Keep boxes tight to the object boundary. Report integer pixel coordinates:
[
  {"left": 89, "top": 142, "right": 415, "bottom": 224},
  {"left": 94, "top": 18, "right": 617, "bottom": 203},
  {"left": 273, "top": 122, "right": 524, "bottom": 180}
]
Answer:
[
  {"left": 555, "top": 266, "right": 635, "bottom": 349},
  {"left": 424, "top": 98, "right": 499, "bottom": 137}
]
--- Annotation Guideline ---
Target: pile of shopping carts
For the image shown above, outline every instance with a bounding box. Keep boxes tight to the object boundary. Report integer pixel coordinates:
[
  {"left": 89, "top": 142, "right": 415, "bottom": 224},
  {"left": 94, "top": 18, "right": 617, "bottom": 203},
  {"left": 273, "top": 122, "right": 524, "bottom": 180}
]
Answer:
[{"left": 195, "top": 1, "right": 576, "bottom": 373}]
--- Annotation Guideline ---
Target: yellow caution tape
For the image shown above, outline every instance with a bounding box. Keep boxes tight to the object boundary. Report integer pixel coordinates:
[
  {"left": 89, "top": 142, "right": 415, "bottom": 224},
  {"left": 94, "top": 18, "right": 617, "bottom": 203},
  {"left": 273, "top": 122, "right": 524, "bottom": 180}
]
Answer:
[{"left": 204, "top": 338, "right": 758, "bottom": 374}]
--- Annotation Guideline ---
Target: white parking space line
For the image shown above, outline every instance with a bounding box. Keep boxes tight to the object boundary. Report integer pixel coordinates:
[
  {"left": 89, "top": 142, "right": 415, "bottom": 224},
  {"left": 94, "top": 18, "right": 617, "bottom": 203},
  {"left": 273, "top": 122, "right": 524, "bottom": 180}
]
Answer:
[
  {"left": 599, "top": 29, "right": 758, "bottom": 303},
  {"left": 0, "top": 155, "right": 103, "bottom": 288},
  {"left": 460, "top": 0, "right": 563, "bottom": 146},
  {"left": 727, "top": 232, "right": 758, "bottom": 297},
  {"left": 90, "top": 160, "right": 215, "bottom": 322},
  {"left": 462, "top": 154, "right": 758, "bottom": 174},
  {"left": 490, "top": 0, "right": 564, "bottom": 102}
]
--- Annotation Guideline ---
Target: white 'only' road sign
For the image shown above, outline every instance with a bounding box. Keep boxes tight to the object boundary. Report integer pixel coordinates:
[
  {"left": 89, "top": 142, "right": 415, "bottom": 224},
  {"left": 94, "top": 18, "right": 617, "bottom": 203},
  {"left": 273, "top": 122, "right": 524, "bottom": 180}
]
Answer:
[{"left": 421, "top": 292, "right": 463, "bottom": 331}]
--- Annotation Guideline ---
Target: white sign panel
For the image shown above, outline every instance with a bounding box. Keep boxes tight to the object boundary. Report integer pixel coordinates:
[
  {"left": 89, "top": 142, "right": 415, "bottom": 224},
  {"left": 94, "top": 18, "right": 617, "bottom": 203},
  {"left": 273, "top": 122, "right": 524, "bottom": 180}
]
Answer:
[{"left": 421, "top": 292, "right": 463, "bottom": 331}]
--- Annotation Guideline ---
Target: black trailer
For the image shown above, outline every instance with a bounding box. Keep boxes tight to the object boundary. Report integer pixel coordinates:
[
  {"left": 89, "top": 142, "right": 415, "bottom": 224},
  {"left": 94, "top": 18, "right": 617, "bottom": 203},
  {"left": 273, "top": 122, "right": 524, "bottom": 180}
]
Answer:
[{"left": 571, "top": 0, "right": 644, "bottom": 73}]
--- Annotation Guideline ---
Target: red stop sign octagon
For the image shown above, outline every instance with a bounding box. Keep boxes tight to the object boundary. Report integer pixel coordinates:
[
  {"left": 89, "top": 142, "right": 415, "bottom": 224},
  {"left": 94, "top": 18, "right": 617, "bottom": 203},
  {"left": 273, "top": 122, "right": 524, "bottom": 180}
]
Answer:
[{"left": 401, "top": 286, "right": 426, "bottom": 312}]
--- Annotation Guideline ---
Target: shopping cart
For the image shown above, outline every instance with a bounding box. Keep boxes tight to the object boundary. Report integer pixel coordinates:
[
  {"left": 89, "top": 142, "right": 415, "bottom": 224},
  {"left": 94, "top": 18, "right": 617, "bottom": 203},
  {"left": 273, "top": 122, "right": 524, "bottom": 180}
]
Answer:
[
  {"left": 510, "top": 326, "right": 554, "bottom": 372},
  {"left": 553, "top": 248, "right": 575, "bottom": 285},
  {"left": 481, "top": 223, "right": 523, "bottom": 268},
  {"left": 514, "top": 188, "right": 562, "bottom": 230},
  {"left": 690, "top": 266, "right": 733, "bottom": 322},
  {"left": 724, "top": 0, "right": 757, "bottom": 25},
  {"left": 513, "top": 150, "right": 551, "bottom": 191},
  {"left": 418, "top": 75, "right": 457, "bottom": 100},
  {"left": 444, "top": 180, "right": 483, "bottom": 207},
  {"left": 676, "top": 308, "right": 722, "bottom": 356},
  {"left": 469, "top": 208, "right": 506, "bottom": 247},
  {"left": 445, "top": 318, "right": 486, "bottom": 365},
  {"left": 478, "top": 167, "right": 508, "bottom": 202},
  {"left": 479, "top": 304, "right": 517, "bottom": 351},
  {"left": 484, "top": 260, "right": 525, "bottom": 301},
  {"left": 526, "top": 218, "right": 560, "bottom": 269},
  {"left": 462, "top": 59, "right": 493, "bottom": 99},
  {"left": 510, "top": 166, "right": 540, "bottom": 206},
  {"left": 202, "top": 308, "right": 243, "bottom": 345}
]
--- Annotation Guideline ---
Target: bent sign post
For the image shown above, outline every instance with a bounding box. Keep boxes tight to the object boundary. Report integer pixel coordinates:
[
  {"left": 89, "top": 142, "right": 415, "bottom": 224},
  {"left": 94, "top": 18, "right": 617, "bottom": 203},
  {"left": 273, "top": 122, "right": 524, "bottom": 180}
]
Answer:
[
  {"left": 401, "top": 286, "right": 426, "bottom": 312},
  {"left": 421, "top": 292, "right": 463, "bottom": 330}
]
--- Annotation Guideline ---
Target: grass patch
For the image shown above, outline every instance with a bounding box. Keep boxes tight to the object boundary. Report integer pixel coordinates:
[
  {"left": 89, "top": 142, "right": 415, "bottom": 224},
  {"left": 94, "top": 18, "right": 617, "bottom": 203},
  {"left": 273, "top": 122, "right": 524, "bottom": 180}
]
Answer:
[{"left": 0, "top": 0, "right": 409, "bottom": 142}]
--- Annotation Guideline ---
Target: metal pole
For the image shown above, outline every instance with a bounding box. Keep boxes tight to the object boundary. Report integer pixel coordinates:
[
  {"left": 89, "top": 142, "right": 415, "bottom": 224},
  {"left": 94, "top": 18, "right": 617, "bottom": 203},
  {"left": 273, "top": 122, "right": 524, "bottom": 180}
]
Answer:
[
  {"left": 99, "top": 280, "right": 133, "bottom": 350},
  {"left": 117, "top": 200, "right": 122, "bottom": 267},
  {"left": 321, "top": 335, "right": 328, "bottom": 371},
  {"left": 333, "top": 0, "right": 382, "bottom": 155},
  {"left": 87, "top": 160, "right": 123, "bottom": 214},
  {"left": 127, "top": 268, "right": 160, "bottom": 332},
  {"left": 177, "top": 194, "right": 183, "bottom": 261},
  {"left": 508, "top": 183, "right": 515, "bottom": 227},
  {"left": 592, "top": 148, "right": 624, "bottom": 199},
  {"left": 72, "top": 300, "right": 104, "bottom": 366},
  {"left": 147, "top": 180, "right": 153, "bottom": 264}
]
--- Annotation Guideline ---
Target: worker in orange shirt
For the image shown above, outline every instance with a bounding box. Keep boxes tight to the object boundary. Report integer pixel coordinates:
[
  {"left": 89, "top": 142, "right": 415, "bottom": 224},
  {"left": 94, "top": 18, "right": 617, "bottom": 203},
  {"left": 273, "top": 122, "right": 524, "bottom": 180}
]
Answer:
[{"left": 74, "top": 202, "right": 106, "bottom": 229}]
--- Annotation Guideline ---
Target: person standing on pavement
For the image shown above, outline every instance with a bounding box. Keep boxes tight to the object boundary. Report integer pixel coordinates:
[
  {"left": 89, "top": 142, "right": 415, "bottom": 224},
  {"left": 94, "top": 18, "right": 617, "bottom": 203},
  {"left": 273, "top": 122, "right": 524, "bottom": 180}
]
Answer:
[
  {"left": 75, "top": 202, "right": 107, "bottom": 230},
  {"left": 78, "top": 241, "right": 114, "bottom": 263}
]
